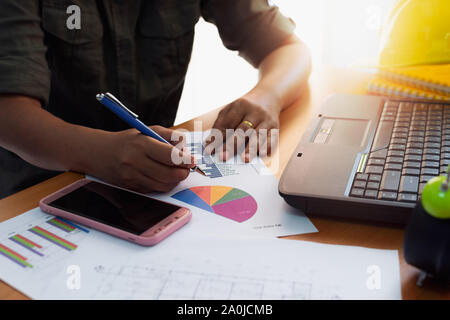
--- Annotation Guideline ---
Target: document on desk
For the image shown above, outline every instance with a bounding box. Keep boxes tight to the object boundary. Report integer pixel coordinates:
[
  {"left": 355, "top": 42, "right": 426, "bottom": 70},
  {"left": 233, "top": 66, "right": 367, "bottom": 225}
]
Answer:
[
  {"left": 0, "top": 208, "right": 401, "bottom": 300},
  {"left": 88, "top": 131, "right": 317, "bottom": 238},
  {"left": 0, "top": 208, "right": 91, "bottom": 298},
  {"left": 43, "top": 235, "right": 401, "bottom": 300}
]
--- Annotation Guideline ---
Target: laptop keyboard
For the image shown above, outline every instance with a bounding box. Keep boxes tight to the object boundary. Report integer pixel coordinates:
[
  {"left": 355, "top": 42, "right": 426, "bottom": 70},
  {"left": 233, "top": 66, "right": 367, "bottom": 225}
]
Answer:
[{"left": 350, "top": 100, "right": 450, "bottom": 203}]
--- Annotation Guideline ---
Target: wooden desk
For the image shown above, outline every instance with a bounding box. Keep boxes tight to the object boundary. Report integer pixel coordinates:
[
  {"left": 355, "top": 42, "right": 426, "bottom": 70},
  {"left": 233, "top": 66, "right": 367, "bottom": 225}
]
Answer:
[{"left": 0, "top": 66, "right": 448, "bottom": 300}]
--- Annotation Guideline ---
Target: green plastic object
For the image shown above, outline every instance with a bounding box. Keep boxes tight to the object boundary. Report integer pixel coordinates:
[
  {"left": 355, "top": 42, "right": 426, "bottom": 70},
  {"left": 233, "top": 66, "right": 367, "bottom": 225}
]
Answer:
[{"left": 421, "top": 173, "right": 450, "bottom": 219}]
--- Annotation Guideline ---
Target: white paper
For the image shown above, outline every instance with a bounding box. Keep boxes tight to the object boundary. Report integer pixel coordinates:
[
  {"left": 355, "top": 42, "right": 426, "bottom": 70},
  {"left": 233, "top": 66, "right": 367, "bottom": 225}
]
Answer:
[
  {"left": 149, "top": 172, "right": 316, "bottom": 238},
  {"left": 88, "top": 131, "right": 317, "bottom": 238},
  {"left": 0, "top": 208, "right": 91, "bottom": 298},
  {"left": 42, "top": 236, "right": 402, "bottom": 300},
  {"left": 0, "top": 208, "right": 401, "bottom": 300}
]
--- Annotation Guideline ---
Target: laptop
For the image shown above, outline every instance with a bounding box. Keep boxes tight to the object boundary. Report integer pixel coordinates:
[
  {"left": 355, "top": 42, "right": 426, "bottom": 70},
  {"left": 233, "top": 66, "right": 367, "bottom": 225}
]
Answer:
[{"left": 279, "top": 94, "right": 450, "bottom": 224}]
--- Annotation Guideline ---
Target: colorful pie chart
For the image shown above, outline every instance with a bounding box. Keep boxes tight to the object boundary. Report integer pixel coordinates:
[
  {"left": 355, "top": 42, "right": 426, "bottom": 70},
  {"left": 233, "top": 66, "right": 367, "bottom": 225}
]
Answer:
[{"left": 171, "top": 186, "right": 257, "bottom": 223}]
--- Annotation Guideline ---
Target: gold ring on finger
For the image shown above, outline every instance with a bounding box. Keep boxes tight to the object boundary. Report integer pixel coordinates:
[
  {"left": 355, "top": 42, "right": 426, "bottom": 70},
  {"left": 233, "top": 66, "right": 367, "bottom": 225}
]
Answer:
[{"left": 242, "top": 120, "right": 254, "bottom": 129}]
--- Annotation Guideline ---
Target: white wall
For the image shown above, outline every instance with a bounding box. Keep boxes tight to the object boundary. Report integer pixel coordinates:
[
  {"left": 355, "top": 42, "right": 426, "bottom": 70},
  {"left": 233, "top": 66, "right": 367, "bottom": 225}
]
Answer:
[{"left": 175, "top": 0, "right": 396, "bottom": 124}]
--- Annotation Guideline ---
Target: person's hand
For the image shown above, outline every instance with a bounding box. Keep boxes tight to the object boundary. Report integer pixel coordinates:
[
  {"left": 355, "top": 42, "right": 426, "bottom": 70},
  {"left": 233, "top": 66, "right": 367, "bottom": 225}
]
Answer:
[
  {"left": 89, "top": 126, "right": 195, "bottom": 193},
  {"left": 206, "top": 94, "right": 280, "bottom": 162}
]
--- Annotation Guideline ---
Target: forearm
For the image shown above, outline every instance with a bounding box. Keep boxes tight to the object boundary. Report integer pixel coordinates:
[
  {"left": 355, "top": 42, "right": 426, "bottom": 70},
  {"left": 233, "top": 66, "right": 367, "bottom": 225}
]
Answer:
[
  {"left": 0, "top": 95, "right": 107, "bottom": 173},
  {"left": 0, "top": 95, "right": 198, "bottom": 193},
  {"left": 247, "top": 36, "right": 312, "bottom": 114}
]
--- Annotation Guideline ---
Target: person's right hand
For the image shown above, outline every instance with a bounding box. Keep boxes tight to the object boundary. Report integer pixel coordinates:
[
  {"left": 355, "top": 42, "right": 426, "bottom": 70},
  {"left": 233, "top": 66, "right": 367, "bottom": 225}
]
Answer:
[{"left": 88, "top": 126, "right": 195, "bottom": 194}]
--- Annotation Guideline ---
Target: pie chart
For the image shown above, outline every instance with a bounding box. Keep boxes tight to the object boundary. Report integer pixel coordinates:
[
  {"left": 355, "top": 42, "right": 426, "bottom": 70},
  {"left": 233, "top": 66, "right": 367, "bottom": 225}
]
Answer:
[{"left": 171, "top": 186, "right": 257, "bottom": 223}]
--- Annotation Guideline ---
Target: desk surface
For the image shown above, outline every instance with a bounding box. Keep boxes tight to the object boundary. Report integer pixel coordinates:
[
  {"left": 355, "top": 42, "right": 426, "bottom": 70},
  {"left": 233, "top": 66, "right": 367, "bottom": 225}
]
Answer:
[{"left": 1, "top": 66, "right": 448, "bottom": 300}]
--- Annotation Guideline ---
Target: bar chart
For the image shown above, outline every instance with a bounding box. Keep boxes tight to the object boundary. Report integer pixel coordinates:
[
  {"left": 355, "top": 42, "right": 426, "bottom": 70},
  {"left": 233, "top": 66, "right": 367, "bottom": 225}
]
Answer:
[
  {"left": 0, "top": 212, "right": 89, "bottom": 269},
  {"left": 0, "top": 243, "right": 33, "bottom": 268},
  {"left": 29, "top": 226, "right": 78, "bottom": 251},
  {"left": 47, "top": 217, "right": 90, "bottom": 234},
  {"left": 185, "top": 142, "right": 239, "bottom": 178},
  {"left": 9, "top": 234, "right": 43, "bottom": 257}
]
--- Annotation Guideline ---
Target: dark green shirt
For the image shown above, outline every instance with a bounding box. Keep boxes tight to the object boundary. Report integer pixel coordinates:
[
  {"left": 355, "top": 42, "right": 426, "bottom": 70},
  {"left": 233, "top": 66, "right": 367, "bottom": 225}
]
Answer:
[{"left": 0, "top": 0, "right": 295, "bottom": 198}]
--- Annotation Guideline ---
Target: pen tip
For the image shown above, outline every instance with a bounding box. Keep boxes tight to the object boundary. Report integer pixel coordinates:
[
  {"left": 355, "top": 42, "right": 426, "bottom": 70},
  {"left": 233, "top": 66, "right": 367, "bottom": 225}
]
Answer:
[{"left": 195, "top": 167, "right": 206, "bottom": 176}]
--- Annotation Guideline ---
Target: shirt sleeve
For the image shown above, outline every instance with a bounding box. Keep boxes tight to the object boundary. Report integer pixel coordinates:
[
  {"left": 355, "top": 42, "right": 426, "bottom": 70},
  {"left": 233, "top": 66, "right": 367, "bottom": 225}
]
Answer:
[
  {"left": 201, "top": 0, "right": 296, "bottom": 68},
  {"left": 0, "top": 1, "right": 51, "bottom": 106}
]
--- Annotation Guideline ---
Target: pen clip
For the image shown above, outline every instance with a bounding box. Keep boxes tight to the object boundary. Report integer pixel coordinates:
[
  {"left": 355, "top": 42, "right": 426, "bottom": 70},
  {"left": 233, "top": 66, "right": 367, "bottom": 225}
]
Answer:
[{"left": 98, "top": 92, "right": 139, "bottom": 118}]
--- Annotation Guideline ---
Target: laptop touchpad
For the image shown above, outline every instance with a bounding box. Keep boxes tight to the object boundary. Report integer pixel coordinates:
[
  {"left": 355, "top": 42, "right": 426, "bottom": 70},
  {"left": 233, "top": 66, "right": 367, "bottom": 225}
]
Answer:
[{"left": 313, "top": 118, "right": 370, "bottom": 147}]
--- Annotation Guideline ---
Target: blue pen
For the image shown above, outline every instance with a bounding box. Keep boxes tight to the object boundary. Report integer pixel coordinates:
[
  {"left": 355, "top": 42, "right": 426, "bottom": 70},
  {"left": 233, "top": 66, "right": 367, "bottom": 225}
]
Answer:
[{"left": 96, "top": 92, "right": 205, "bottom": 176}]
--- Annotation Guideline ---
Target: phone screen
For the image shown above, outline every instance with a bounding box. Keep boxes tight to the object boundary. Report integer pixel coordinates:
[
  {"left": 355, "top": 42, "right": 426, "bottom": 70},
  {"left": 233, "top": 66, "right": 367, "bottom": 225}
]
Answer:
[{"left": 48, "top": 181, "right": 181, "bottom": 235}]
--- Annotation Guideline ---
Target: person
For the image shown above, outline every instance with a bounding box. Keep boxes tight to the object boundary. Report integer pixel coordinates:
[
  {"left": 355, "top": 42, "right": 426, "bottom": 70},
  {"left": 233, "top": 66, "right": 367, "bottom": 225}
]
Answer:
[{"left": 0, "top": 0, "right": 311, "bottom": 199}]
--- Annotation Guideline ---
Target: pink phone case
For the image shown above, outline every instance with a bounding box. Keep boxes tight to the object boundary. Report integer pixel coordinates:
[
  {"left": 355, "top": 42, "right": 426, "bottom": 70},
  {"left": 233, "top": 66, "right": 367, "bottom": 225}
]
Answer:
[{"left": 39, "top": 179, "right": 191, "bottom": 246}]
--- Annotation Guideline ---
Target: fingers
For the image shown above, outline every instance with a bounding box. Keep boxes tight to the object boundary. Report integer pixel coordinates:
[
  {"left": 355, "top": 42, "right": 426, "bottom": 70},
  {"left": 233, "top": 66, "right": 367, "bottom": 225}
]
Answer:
[
  {"left": 242, "top": 121, "right": 279, "bottom": 163},
  {"left": 241, "top": 129, "right": 259, "bottom": 162},
  {"left": 204, "top": 128, "right": 222, "bottom": 156},
  {"left": 205, "top": 96, "right": 280, "bottom": 162},
  {"left": 208, "top": 102, "right": 247, "bottom": 144},
  {"left": 219, "top": 128, "right": 251, "bottom": 161},
  {"left": 143, "top": 135, "right": 195, "bottom": 168},
  {"left": 151, "top": 125, "right": 187, "bottom": 149},
  {"left": 214, "top": 105, "right": 246, "bottom": 134},
  {"left": 118, "top": 156, "right": 190, "bottom": 193},
  {"left": 134, "top": 154, "right": 190, "bottom": 184},
  {"left": 107, "top": 128, "right": 194, "bottom": 195},
  {"left": 220, "top": 113, "right": 263, "bottom": 161},
  {"left": 150, "top": 125, "right": 177, "bottom": 143},
  {"left": 140, "top": 164, "right": 190, "bottom": 186}
]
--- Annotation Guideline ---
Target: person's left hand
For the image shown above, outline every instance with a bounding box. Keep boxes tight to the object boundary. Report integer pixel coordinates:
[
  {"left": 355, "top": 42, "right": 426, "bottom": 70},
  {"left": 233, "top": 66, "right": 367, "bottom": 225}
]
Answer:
[{"left": 205, "top": 94, "right": 280, "bottom": 162}]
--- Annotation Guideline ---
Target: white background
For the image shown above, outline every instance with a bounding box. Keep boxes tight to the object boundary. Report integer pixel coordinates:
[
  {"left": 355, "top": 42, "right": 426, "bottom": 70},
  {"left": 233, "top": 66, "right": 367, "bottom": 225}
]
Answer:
[{"left": 175, "top": 0, "right": 396, "bottom": 124}]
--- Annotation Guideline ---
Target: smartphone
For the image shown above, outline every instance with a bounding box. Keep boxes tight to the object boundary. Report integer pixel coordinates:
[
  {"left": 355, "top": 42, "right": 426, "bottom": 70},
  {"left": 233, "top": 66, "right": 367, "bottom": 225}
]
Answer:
[{"left": 39, "top": 179, "right": 191, "bottom": 246}]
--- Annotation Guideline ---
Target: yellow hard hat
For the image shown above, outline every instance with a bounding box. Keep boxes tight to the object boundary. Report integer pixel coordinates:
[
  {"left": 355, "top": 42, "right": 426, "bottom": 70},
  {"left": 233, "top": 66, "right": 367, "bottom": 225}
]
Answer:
[{"left": 379, "top": 0, "right": 450, "bottom": 67}]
